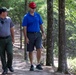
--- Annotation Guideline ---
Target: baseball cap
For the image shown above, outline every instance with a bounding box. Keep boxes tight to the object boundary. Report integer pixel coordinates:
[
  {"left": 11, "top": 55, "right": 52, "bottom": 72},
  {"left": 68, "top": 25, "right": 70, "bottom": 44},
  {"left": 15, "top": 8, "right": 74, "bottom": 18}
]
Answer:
[{"left": 29, "top": 2, "right": 36, "bottom": 9}]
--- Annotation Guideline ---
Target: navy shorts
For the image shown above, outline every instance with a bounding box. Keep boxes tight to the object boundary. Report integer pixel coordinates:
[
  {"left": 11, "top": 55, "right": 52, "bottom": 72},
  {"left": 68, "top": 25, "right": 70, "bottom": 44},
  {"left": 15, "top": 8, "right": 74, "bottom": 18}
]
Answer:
[{"left": 27, "top": 32, "right": 42, "bottom": 52}]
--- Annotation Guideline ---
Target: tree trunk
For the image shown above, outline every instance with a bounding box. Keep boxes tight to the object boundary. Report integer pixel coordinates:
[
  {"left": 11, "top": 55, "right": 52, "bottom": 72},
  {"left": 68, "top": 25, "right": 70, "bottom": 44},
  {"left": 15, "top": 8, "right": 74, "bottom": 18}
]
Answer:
[
  {"left": 24, "top": 0, "right": 28, "bottom": 60},
  {"left": 20, "top": 21, "right": 22, "bottom": 49},
  {"left": 46, "top": 0, "right": 54, "bottom": 66},
  {"left": 57, "top": 0, "right": 69, "bottom": 74}
]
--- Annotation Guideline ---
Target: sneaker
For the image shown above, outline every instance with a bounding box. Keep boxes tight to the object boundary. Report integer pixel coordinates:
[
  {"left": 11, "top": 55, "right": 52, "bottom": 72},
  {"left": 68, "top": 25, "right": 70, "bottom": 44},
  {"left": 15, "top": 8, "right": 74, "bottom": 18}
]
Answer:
[
  {"left": 30, "top": 65, "right": 34, "bottom": 71},
  {"left": 36, "top": 64, "right": 43, "bottom": 70}
]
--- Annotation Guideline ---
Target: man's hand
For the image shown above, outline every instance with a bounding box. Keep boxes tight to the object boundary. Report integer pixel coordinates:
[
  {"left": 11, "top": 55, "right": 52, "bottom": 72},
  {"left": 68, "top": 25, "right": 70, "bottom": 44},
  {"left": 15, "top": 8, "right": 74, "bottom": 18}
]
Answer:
[
  {"left": 10, "top": 27, "right": 14, "bottom": 44},
  {"left": 25, "top": 37, "right": 29, "bottom": 44},
  {"left": 42, "top": 32, "right": 46, "bottom": 39},
  {"left": 12, "top": 38, "right": 15, "bottom": 44}
]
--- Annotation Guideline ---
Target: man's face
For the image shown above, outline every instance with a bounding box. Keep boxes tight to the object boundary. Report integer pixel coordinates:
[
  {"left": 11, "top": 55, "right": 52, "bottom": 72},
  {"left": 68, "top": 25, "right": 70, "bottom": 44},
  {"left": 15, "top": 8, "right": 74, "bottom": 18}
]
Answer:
[
  {"left": 30, "top": 8, "right": 36, "bottom": 13},
  {"left": 2, "top": 11, "right": 8, "bottom": 17}
]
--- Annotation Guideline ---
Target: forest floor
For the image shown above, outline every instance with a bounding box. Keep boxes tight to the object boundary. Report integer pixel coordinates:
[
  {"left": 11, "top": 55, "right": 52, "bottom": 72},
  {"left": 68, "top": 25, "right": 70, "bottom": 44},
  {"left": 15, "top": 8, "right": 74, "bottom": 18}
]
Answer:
[{"left": 0, "top": 25, "right": 74, "bottom": 75}]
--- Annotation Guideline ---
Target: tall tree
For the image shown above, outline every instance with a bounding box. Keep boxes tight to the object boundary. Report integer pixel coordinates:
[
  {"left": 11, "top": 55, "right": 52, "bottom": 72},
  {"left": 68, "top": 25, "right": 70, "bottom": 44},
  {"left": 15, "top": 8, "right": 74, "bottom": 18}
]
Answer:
[
  {"left": 24, "top": 0, "right": 29, "bottom": 60},
  {"left": 57, "top": 0, "right": 69, "bottom": 73},
  {"left": 46, "top": 0, "right": 54, "bottom": 66}
]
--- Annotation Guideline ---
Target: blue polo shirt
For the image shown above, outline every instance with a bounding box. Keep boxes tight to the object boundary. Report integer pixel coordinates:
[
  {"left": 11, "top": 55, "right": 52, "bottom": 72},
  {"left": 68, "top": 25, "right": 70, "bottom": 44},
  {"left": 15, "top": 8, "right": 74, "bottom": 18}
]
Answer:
[
  {"left": 0, "top": 16, "right": 14, "bottom": 37},
  {"left": 22, "top": 12, "right": 43, "bottom": 32}
]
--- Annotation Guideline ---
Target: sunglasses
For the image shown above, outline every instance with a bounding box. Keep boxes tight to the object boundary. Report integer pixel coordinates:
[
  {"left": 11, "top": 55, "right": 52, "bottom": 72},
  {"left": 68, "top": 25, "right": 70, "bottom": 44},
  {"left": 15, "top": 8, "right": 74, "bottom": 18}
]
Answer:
[
  {"left": 31, "top": 8, "right": 36, "bottom": 9},
  {"left": 0, "top": 20, "right": 4, "bottom": 24}
]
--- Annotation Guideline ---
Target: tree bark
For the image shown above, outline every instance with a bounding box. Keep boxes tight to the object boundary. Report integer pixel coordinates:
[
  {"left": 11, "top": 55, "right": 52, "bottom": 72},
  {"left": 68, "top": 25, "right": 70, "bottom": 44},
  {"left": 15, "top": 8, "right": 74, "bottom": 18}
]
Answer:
[
  {"left": 24, "top": 0, "right": 28, "bottom": 60},
  {"left": 57, "top": 0, "right": 69, "bottom": 74},
  {"left": 20, "top": 20, "right": 22, "bottom": 49},
  {"left": 46, "top": 0, "right": 54, "bottom": 66}
]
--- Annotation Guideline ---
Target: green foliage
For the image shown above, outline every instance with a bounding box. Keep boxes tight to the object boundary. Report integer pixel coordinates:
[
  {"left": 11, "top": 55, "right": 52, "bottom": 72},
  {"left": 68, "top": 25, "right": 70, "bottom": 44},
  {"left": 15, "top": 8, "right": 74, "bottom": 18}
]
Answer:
[
  {"left": 54, "top": 42, "right": 58, "bottom": 57},
  {"left": 8, "top": 0, "right": 25, "bottom": 23},
  {"left": 69, "top": 34, "right": 76, "bottom": 40},
  {"left": 65, "top": 0, "right": 76, "bottom": 58},
  {"left": 68, "top": 58, "right": 76, "bottom": 74},
  {"left": 0, "top": 0, "right": 10, "bottom": 8},
  {"left": 53, "top": 0, "right": 76, "bottom": 58},
  {"left": 0, "top": 0, "right": 76, "bottom": 58}
]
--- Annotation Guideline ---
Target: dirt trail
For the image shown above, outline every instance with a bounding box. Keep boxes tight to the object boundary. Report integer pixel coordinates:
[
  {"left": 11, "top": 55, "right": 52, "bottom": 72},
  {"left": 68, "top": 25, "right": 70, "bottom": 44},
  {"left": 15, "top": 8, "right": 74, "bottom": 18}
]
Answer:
[
  {"left": 0, "top": 48, "right": 69, "bottom": 75},
  {"left": 0, "top": 25, "right": 71, "bottom": 75}
]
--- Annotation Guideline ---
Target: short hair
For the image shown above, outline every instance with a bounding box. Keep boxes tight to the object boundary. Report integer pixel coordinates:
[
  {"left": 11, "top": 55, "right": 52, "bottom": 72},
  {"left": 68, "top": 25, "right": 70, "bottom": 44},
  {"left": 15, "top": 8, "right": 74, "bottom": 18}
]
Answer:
[{"left": 0, "top": 7, "right": 8, "bottom": 14}]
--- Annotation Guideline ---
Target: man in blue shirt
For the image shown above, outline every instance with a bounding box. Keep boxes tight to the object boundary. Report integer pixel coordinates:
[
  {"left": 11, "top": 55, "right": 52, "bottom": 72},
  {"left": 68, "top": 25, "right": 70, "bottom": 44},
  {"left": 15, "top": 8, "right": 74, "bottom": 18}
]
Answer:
[
  {"left": 22, "top": 2, "right": 45, "bottom": 71},
  {"left": 0, "top": 7, "right": 14, "bottom": 74}
]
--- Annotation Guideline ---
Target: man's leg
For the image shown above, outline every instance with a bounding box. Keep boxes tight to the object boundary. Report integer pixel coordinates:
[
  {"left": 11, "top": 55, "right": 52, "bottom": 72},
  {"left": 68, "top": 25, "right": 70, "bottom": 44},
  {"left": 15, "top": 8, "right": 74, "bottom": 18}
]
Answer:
[
  {"left": 35, "top": 32, "right": 43, "bottom": 70},
  {"left": 1, "top": 51, "right": 8, "bottom": 74},
  {"left": 6, "top": 37, "right": 14, "bottom": 72},
  {"left": 36, "top": 49, "right": 43, "bottom": 70},
  {"left": 1, "top": 50, "right": 7, "bottom": 71},
  {"left": 36, "top": 49, "right": 41, "bottom": 64},
  {"left": 0, "top": 39, "right": 8, "bottom": 74},
  {"left": 35, "top": 32, "right": 42, "bottom": 64},
  {"left": 28, "top": 51, "right": 34, "bottom": 71},
  {"left": 29, "top": 52, "right": 33, "bottom": 65},
  {"left": 27, "top": 42, "right": 34, "bottom": 71},
  {"left": 27, "top": 33, "right": 35, "bottom": 71}
]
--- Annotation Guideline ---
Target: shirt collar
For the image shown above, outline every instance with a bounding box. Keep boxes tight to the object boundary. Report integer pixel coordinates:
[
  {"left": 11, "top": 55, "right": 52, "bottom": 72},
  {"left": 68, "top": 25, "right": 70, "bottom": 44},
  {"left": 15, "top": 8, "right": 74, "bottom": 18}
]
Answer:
[
  {"left": 28, "top": 12, "right": 36, "bottom": 16},
  {"left": 0, "top": 17, "right": 7, "bottom": 20}
]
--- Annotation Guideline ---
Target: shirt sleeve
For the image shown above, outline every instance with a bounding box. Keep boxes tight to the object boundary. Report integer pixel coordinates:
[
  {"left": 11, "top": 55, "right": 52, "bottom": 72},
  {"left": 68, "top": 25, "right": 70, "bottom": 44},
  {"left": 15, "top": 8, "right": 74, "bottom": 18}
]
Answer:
[
  {"left": 38, "top": 14, "right": 43, "bottom": 25},
  {"left": 22, "top": 15, "right": 27, "bottom": 27},
  {"left": 10, "top": 18, "right": 14, "bottom": 28}
]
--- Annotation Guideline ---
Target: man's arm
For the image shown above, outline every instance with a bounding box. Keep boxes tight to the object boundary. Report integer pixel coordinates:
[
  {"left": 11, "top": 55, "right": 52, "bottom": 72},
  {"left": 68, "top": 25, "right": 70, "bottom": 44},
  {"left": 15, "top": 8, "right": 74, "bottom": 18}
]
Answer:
[
  {"left": 40, "top": 25, "right": 44, "bottom": 33},
  {"left": 23, "top": 26, "right": 27, "bottom": 38},
  {"left": 40, "top": 25, "right": 46, "bottom": 39},
  {"left": 10, "top": 27, "right": 15, "bottom": 44},
  {"left": 23, "top": 26, "right": 29, "bottom": 44}
]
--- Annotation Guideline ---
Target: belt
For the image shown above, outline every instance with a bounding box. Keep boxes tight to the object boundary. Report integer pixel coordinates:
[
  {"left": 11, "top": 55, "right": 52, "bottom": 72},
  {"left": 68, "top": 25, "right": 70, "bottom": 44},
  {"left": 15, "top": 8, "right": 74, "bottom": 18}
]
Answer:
[
  {"left": 0, "top": 35, "right": 10, "bottom": 39},
  {"left": 27, "top": 32, "right": 40, "bottom": 33}
]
